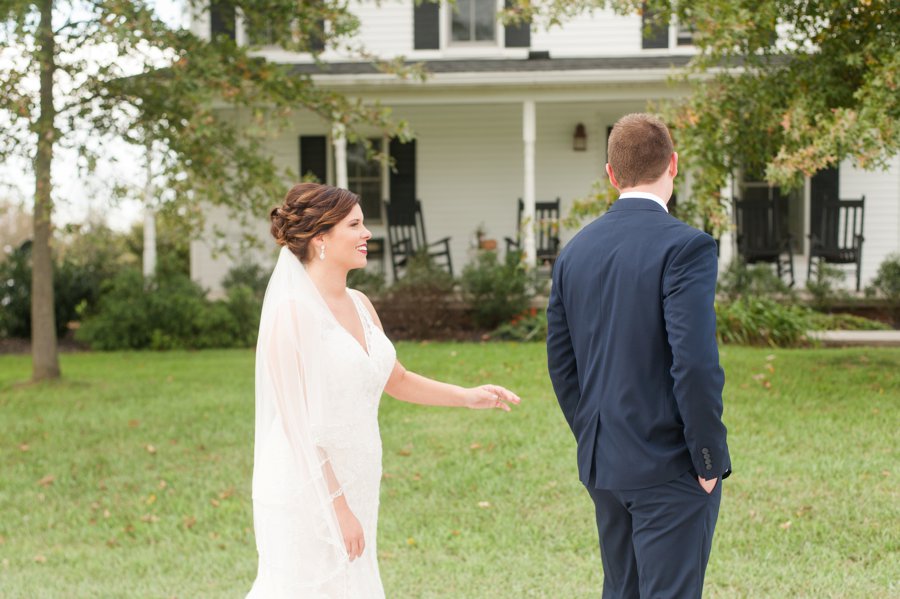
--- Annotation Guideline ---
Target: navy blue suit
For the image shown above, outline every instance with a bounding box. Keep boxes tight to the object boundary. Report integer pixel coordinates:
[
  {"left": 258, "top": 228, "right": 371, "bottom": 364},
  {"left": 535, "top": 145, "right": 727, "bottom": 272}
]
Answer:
[{"left": 547, "top": 197, "right": 731, "bottom": 598}]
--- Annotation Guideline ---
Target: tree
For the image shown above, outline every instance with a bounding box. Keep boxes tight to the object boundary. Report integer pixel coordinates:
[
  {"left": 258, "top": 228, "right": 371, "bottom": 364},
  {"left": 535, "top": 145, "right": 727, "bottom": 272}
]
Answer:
[
  {"left": 0, "top": 0, "right": 407, "bottom": 380},
  {"left": 506, "top": 0, "right": 899, "bottom": 232}
]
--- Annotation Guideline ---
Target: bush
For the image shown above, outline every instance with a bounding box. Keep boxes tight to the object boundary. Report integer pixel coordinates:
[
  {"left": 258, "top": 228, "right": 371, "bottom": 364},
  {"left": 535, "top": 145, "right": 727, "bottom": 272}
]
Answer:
[
  {"left": 77, "top": 269, "right": 253, "bottom": 350},
  {"left": 492, "top": 307, "right": 547, "bottom": 342},
  {"left": 461, "top": 250, "right": 531, "bottom": 329},
  {"left": 0, "top": 241, "right": 108, "bottom": 339},
  {"left": 866, "top": 253, "right": 900, "bottom": 325},
  {"left": 715, "top": 298, "right": 812, "bottom": 347},
  {"left": 375, "top": 252, "right": 463, "bottom": 340},
  {"left": 806, "top": 262, "right": 850, "bottom": 309},
  {"left": 347, "top": 267, "right": 386, "bottom": 298},
  {"left": 222, "top": 261, "right": 269, "bottom": 300},
  {"left": 718, "top": 260, "right": 793, "bottom": 301}
]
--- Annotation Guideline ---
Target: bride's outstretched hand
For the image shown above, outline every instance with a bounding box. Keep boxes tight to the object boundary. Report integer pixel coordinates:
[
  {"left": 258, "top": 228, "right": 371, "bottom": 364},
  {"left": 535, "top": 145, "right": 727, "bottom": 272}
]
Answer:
[{"left": 464, "top": 384, "right": 521, "bottom": 411}]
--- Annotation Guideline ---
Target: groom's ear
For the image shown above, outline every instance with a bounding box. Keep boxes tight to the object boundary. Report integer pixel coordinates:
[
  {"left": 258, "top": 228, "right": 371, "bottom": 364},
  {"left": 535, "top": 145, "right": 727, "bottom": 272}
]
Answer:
[
  {"left": 669, "top": 153, "right": 678, "bottom": 179},
  {"left": 606, "top": 163, "right": 621, "bottom": 190}
]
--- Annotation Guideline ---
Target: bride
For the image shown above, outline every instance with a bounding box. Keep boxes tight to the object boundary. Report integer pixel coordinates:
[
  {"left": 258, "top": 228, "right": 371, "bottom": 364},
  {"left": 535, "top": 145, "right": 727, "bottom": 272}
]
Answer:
[{"left": 247, "top": 183, "right": 520, "bottom": 598}]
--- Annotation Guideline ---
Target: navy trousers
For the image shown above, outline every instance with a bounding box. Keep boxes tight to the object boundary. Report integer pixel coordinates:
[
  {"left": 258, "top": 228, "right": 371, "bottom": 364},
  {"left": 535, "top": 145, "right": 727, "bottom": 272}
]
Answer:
[{"left": 585, "top": 470, "right": 722, "bottom": 599}]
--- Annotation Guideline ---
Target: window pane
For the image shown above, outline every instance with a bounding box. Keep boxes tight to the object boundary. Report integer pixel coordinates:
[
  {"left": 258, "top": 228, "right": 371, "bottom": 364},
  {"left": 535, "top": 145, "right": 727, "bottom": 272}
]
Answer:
[
  {"left": 474, "top": 0, "right": 495, "bottom": 41},
  {"left": 451, "top": 0, "right": 473, "bottom": 41},
  {"left": 346, "top": 140, "right": 383, "bottom": 222}
]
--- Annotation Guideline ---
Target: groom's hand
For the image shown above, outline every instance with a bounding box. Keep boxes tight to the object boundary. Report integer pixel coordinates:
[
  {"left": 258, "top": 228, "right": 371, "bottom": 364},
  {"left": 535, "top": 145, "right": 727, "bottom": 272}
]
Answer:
[
  {"left": 697, "top": 476, "right": 718, "bottom": 494},
  {"left": 334, "top": 496, "right": 365, "bottom": 560}
]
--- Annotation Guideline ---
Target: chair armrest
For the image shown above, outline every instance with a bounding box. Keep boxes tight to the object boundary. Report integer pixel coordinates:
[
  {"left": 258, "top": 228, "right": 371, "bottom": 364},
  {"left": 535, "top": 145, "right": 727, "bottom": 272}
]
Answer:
[
  {"left": 505, "top": 237, "right": 519, "bottom": 251},
  {"left": 427, "top": 236, "right": 452, "bottom": 250}
]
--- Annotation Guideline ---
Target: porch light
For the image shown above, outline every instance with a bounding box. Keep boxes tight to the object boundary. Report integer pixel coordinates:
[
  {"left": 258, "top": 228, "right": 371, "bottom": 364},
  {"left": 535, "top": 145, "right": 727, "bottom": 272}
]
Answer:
[{"left": 573, "top": 123, "right": 587, "bottom": 151}]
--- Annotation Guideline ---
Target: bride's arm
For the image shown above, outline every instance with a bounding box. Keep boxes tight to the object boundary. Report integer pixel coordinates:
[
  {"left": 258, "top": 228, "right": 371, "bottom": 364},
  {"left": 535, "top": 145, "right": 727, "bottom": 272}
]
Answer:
[{"left": 352, "top": 291, "right": 520, "bottom": 410}]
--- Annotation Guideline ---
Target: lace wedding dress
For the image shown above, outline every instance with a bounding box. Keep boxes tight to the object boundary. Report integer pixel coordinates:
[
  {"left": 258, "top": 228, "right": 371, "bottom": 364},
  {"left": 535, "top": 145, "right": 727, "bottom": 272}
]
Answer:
[{"left": 247, "top": 247, "right": 396, "bottom": 598}]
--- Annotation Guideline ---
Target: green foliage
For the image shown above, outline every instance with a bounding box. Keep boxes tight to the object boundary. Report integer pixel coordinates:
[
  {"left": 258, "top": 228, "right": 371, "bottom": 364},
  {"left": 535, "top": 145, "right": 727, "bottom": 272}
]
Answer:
[
  {"left": 716, "top": 297, "right": 812, "bottom": 347},
  {"left": 866, "top": 252, "right": 900, "bottom": 325},
  {"left": 461, "top": 250, "right": 531, "bottom": 329},
  {"left": 347, "top": 267, "right": 387, "bottom": 298},
  {"left": 807, "top": 311, "right": 890, "bottom": 332},
  {"left": 806, "top": 262, "right": 851, "bottom": 309},
  {"left": 0, "top": 240, "right": 108, "bottom": 339},
  {"left": 222, "top": 260, "right": 270, "bottom": 300},
  {"left": 491, "top": 307, "right": 547, "bottom": 341},
  {"left": 76, "top": 269, "right": 250, "bottom": 350},
  {"left": 376, "top": 252, "right": 461, "bottom": 339},
  {"left": 506, "top": 0, "right": 900, "bottom": 236},
  {"left": 718, "top": 260, "right": 794, "bottom": 301}
]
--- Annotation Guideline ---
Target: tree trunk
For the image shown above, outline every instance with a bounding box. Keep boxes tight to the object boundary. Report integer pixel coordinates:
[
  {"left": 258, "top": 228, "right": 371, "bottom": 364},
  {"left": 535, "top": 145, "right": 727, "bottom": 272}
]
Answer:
[{"left": 31, "top": 0, "right": 60, "bottom": 381}]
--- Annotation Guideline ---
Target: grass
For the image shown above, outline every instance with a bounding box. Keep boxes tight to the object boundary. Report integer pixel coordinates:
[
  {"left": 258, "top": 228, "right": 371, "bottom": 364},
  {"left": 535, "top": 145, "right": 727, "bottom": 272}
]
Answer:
[{"left": 0, "top": 344, "right": 898, "bottom": 598}]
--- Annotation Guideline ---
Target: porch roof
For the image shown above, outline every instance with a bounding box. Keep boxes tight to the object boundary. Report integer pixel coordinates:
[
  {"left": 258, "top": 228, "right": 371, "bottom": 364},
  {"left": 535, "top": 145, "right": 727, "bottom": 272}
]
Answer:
[
  {"left": 288, "top": 54, "right": 692, "bottom": 87},
  {"left": 287, "top": 55, "right": 693, "bottom": 76}
]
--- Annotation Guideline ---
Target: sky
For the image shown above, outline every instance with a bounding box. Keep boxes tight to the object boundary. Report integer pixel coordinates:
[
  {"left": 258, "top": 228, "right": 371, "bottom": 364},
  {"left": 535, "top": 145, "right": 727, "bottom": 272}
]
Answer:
[{"left": 1, "top": 0, "right": 185, "bottom": 232}]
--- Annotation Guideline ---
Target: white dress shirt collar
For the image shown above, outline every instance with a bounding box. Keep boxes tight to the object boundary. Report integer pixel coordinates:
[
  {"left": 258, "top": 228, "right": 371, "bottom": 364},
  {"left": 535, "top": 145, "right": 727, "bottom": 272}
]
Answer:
[{"left": 618, "top": 191, "right": 669, "bottom": 213}]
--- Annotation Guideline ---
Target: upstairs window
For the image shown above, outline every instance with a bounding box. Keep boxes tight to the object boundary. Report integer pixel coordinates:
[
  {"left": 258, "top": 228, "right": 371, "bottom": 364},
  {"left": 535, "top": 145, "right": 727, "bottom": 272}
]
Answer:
[
  {"left": 451, "top": 0, "right": 496, "bottom": 43},
  {"left": 676, "top": 24, "right": 694, "bottom": 46}
]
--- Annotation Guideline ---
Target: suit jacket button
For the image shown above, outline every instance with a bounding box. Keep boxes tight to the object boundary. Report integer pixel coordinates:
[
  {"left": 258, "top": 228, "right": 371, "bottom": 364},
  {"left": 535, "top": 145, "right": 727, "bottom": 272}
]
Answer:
[
  {"left": 706, "top": 465, "right": 713, "bottom": 470},
  {"left": 701, "top": 448, "right": 710, "bottom": 455}
]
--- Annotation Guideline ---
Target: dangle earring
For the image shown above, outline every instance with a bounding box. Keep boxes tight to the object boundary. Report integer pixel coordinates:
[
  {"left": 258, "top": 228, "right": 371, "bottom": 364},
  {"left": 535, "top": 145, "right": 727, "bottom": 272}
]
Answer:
[{"left": 319, "top": 244, "right": 326, "bottom": 261}]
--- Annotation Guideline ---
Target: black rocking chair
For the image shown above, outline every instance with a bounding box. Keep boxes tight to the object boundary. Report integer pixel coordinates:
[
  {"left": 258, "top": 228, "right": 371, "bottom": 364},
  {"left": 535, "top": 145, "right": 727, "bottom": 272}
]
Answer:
[
  {"left": 504, "top": 198, "right": 562, "bottom": 267},
  {"left": 734, "top": 198, "right": 795, "bottom": 286},
  {"left": 807, "top": 196, "right": 865, "bottom": 291},
  {"left": 383, "top": 199, "right": 453, "bottom": 280}
]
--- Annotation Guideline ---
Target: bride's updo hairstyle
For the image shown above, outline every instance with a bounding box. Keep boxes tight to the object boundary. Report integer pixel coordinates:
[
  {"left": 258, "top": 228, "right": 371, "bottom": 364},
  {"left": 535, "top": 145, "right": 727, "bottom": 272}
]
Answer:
[{"left": 270, "top": 182, "right": 360, "bottom": 262}]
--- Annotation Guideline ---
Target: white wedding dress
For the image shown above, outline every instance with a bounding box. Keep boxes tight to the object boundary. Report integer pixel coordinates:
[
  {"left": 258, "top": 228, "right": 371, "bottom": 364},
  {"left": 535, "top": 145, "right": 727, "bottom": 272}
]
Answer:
[{"left": 247, "top": 247, "right": 396, "bottom": 598}]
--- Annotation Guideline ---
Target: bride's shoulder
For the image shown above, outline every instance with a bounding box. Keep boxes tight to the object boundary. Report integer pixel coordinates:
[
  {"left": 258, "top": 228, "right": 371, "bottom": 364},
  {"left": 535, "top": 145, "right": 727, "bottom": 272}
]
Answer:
[{"left": 348, "top": 288, "right": 383, "bottom": 329}]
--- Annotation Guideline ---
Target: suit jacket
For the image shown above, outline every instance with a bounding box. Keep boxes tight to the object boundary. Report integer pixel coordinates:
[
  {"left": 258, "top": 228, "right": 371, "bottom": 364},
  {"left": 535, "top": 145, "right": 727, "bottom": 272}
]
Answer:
[{"left": 547, "top": 197, "right": 730, "bottom": 490}]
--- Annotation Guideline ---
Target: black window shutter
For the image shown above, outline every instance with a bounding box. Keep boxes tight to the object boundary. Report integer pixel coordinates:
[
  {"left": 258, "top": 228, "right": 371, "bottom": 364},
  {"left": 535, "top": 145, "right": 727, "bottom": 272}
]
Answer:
[
  {"left": 810, "top": 166, "right": 840, "bottom": 244},
  {"left": 504, "top": 1, "right": 530, "bottom": 48},
  {"left": 641, "top": 4, "right": 669, "bottom": 49},
  {"left": 308, "top": 19, "right": 326, "bottom": 52},
  {"left": 210, "top": 1, "right": 236, "bottom": 41},
  {"left": 389, "top": 138, "right": 416, "bottom": 209},
  {"left": 299, "top": 136, "right": 327, "bottom": 183},
  {"left": 413, "top": 2, "right": 440, "bottom": 50}
]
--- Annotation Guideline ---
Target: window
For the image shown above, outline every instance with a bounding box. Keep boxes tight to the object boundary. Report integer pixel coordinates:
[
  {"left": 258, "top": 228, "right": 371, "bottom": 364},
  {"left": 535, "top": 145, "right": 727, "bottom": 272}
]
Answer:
[
  {"left": 676, "top": 24, "right": 694, "bottom": 46},
  {"left": 451, "top": 0, "right": 496, "bottom": 43},
  {"left": 346, "top": 139, "right": 384, "bottom": 223},
  {"left": 641, "top": 3, "right": 668, "bottom": 49}
]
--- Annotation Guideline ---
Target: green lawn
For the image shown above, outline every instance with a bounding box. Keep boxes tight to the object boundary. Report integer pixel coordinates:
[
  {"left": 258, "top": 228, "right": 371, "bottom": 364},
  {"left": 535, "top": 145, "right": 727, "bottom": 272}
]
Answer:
[{"left": 0, "top": 344, "right": 897, "bottom": 598}]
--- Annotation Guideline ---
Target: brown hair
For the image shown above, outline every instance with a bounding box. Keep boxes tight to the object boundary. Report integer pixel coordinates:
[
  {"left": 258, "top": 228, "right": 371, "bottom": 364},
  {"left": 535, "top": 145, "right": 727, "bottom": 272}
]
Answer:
[
  {"left": 607, "top": 113, "right": 674, "bottom": 188},
  {"left": 270, "top": 183, "right": 360, "bottom": 262}
]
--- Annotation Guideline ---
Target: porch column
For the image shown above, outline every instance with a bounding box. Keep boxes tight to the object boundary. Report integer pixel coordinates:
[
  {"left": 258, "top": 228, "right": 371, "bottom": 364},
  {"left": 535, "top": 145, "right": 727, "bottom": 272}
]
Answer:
[
  {"left": 332, "top": 122, "right": 348, "bottom": 189},
  {"left": 142, "top": 140, "right": 157, "bottom": 279},
  {"left": 718, "top": 173, "right": 735, "bottom": 271},
  {"left": 522, "top": 100, "right": 536, "bottom": 268}
]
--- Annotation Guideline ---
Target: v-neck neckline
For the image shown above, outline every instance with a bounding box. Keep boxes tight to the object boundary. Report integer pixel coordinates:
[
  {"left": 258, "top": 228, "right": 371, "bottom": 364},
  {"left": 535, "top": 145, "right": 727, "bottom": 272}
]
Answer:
[
  {"left": 334, "top": 290, "right": 371, "bottom": 358},
  {"left": 303, "top": 264, "right": 370, "bottom": 357}
]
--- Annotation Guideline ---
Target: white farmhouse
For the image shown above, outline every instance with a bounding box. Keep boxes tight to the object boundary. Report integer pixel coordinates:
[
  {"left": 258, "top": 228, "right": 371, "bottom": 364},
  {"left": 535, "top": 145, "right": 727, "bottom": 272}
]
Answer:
[{"left": 188, "top": 1, "right": 899, "bottom": 293}]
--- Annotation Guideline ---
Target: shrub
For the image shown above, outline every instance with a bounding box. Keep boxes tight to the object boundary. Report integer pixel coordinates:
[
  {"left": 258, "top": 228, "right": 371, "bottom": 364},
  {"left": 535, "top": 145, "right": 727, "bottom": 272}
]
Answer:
[
  {"left": 718, "top": 260, "right": 793, "bottom": 301},
  {"left": 0, "top": 240, "right": 108, "bottom": 339},
  {"left": 222, "top": 261, "right": 269, "bottom": 300},
  {"left": 375, "top": 251, "right": 463, "bottom": 340},
  {"left": 461, "top": 250, "right": 531, "bottom": 329},
  {"left": 866, "top": 253, "right": 900, "bottom": 325},
  {"left": 715, "top": 298, "right": 812, "bottom": 347},
  {"left": 347, "top": 268, "right": 386, "bottom": 298},
  {"left": 77, "top": 269, "right": 253, "bottom": 350},
  {"left": 806, "top": 262, "right": 850, "bottom": 309},
  {"left": 492, "top": 307, "right": 547, "bottom": 342}
]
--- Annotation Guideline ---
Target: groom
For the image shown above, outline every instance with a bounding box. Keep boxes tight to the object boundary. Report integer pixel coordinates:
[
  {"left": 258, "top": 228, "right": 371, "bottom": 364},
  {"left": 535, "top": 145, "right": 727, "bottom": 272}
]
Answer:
[{"left": 547, "top": 113, "right": 731, "bottom": 598}]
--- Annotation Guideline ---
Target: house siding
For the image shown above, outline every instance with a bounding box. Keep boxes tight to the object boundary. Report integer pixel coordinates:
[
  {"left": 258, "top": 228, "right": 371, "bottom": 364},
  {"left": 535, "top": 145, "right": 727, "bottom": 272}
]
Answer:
[{"left": 841, "top": 155, "right": 900, "bottom": 284}]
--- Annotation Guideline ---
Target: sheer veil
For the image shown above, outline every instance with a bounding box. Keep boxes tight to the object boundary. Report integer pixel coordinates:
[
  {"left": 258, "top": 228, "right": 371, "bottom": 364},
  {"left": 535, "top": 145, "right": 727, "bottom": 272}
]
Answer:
[{"left": 251, "top": 246, "right": 350, "bottom": 589}]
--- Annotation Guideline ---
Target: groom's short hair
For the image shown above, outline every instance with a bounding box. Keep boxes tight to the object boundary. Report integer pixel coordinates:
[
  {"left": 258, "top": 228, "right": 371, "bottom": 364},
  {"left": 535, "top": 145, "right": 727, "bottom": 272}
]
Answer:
[{"left": 607, "top": 113, "right": 674, "bottom": 188}]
